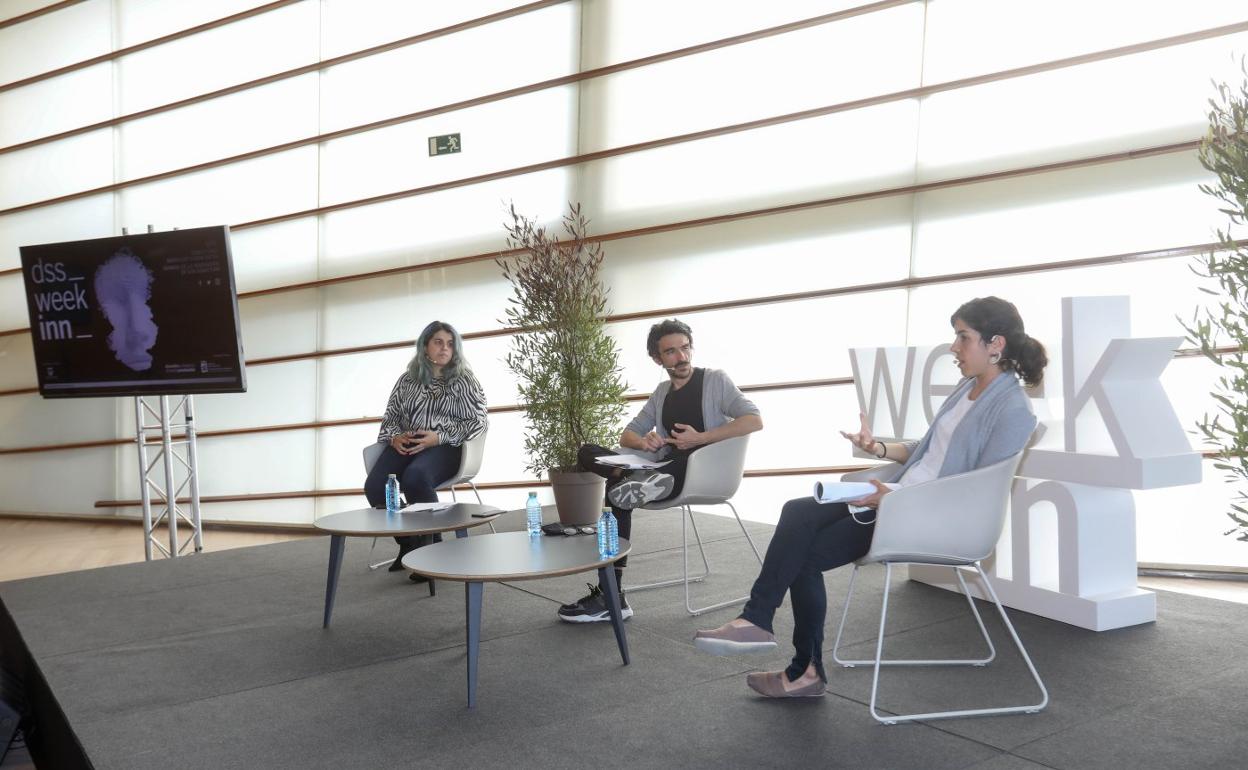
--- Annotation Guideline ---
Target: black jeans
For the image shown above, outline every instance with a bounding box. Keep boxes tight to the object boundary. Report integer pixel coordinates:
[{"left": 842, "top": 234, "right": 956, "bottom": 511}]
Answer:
[
  {"left": 363, "top": 443, "right": 462, "bottom": 551},
  {"left": 577, "top": 443, "right": 691, "bottom": 586},
  {"left": 739, "top": 497, "right": 876, "bottom": 683}
]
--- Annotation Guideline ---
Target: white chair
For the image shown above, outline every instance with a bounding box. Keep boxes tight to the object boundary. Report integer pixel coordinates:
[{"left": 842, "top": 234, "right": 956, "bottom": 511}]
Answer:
[
  {"left": 364, "top": 430, "right": 492, "bottom": 570},
  {"left": 628, "top": 434, "right": 763, "bottom": 616},
  {"left": 831, "top": 452, "right": 1048, "bottom": 724}
]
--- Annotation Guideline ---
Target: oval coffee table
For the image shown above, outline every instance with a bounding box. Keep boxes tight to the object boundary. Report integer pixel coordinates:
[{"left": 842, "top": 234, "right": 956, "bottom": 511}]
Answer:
[
  {"left": 403, "top": 530, "right": 632, "bottom": 708},
  {"left": 314, "top": 503, "right": 502, "bottom": 628}
]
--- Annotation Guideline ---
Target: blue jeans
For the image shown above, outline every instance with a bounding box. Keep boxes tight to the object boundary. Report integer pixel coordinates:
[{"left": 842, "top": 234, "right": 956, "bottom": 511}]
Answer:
[
  {"left": 739, "top": 497, "right": 876, "bottom": 682},
  {"left": 363, "top": 443, "right": 462, "bottom": 550}
]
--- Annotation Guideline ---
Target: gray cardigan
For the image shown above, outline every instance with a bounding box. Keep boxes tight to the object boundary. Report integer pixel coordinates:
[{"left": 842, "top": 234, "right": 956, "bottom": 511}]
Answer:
[
  {"left": 625, "top": 368, "right": 759, "bottom": 458},
  {"left": 886, "top": 373, "right": 1036, "bottom": 484}
]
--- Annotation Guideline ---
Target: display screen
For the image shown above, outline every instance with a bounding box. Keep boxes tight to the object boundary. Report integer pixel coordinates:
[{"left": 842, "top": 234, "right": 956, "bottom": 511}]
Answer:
[{"left": 19, "top": 226, "right": 247, "bottom": 398}]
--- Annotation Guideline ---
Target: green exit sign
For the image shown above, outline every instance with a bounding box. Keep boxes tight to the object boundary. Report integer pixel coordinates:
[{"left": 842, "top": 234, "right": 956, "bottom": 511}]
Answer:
[{"left": 428, "top": 133, "right": 461, "bottom": 156}]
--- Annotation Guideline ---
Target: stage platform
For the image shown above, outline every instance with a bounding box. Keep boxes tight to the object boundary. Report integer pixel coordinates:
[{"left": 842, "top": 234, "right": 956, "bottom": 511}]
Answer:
[{"left": 3, "top": 509, "right": 1248, "bottom": 769}]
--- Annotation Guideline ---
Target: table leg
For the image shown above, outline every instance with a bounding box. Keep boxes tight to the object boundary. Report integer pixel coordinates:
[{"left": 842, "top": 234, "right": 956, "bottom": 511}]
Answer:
[
  {"left": 323, "top": 535, "right": 346, "bottom": 629},
  {"left": 465, "top": 580, "right": 483, "bottom": 708},
  {"left": 599, "top": 566, "right": 630, "bottom": 665},
  {"left": 435, "top": 528, "right": 465, "bottom": 597}
]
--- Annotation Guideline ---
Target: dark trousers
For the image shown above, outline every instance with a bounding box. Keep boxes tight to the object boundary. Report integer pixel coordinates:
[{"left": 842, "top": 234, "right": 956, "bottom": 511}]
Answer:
[
  {"left": 739, "top": 497, "right": 876, "bottom": 682},
  {"left": 363, "top": 443, "right": 462, "bottom": 551},
  {"left": 577, "top": 443, "right": 690, "bottom": 587}
]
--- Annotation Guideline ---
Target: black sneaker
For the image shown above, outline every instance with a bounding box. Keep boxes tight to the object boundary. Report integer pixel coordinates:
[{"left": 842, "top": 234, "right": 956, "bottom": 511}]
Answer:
[
  {"left": 608, "top": 471, "right": 675, "bottom": 508},
  {"left": 557, "top": 583, "right": 633, "bottom": 623}
]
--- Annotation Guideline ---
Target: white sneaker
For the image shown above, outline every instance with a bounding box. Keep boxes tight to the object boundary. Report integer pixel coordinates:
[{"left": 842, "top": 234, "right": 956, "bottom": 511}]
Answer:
[{"left": 608, "top": 471, "right": 675, "bottom": 508}]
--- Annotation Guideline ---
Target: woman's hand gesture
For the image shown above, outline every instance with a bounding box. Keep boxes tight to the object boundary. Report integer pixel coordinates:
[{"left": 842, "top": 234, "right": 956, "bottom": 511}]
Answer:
[{"left": 839, "top": 412, "right": 877, "bottom": 455}]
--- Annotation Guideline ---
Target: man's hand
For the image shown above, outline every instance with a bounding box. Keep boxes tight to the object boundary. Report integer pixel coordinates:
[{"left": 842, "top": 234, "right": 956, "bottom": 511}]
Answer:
[
  {"left": 848, "top": 479, "right": 891, "bottom": 509},
  {"left": 665, "top": 423, "right": 705, "bottom": 451},
  {"left": 640, "top": 430, "right": 665, "bottom": 452}
]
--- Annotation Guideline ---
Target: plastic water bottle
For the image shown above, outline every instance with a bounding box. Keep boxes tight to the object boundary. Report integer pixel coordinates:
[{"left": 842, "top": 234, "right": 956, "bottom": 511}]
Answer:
[
  {"left": 598, "top": 507, "right": 618, "bottom": 557},
  {"left": 526, "top": 492, "right": 542, "bottom": 537},
  {"left": 385, "top": 474, "right": 401, "bottom": 514},
  {"left": 606, "top": 509, "right": 619, "bottom": 555}
]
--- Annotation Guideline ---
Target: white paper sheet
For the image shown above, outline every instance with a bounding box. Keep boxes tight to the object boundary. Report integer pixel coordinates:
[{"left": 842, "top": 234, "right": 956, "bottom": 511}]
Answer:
[
  {"left": 399, "top": 501, "right": 453, "bottom": 513},
  {"left": 811, "top": 481, "right": 877, "bottom": 504}
]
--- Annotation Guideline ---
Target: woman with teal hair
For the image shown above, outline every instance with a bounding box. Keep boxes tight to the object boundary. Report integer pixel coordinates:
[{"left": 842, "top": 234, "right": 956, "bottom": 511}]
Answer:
[{"left": 364, "top": 320, "right": 488, "bottom": 577}]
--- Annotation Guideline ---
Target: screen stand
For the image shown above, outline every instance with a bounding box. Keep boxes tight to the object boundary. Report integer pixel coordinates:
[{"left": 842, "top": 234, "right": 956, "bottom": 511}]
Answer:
[{"left": 134, "top": 396, "right": 204, "bottom": 560}]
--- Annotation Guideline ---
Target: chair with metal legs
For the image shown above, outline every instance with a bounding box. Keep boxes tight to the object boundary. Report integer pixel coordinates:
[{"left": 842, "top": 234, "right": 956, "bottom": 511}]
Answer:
[
  {"left": 831, "top": 452, "right": 1048, "bottom": 724},
  {"left": 628, "top": 434, "right": 762, "bottom": 616},
  {"left": 363, "top": 430, "right": 493, "bottom": 571}
]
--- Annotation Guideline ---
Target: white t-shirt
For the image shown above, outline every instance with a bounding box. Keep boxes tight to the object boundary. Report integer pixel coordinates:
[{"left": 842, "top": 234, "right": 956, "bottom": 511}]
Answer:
[{"left": 893, "top": 392, "right": 977, "bottom": 489}]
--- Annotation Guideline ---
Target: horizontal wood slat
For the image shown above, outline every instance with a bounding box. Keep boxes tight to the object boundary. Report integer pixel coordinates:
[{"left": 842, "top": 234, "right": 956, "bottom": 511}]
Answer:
[
  {"left": 0, "top": 0, "right": 84, "bottom": 29},
  {"left": 3, "top": 17, "right": 1242, "bottom": 218},
  {"left": 0, "top": 0, "right": 902, "bottom": 158},
  {"left": 0, "top": 1, "right": 303, "bottom": 93}
]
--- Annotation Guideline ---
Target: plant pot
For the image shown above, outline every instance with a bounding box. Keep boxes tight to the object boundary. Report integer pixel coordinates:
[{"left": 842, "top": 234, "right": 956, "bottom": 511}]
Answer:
[{"left": 548, "top": 469, "right": 606, "bottom": 526}]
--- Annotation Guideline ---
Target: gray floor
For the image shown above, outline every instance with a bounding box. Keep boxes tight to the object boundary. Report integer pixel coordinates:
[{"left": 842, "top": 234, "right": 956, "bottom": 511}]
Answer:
[{"left": 2, "top": 508, "right": 1246, "bottom": 769}]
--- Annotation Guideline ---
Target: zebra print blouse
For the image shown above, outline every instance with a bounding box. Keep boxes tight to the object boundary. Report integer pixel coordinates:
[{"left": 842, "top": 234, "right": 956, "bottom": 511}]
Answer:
[{"left": 377, "top": 369, "right": 488, "bottom": 447}]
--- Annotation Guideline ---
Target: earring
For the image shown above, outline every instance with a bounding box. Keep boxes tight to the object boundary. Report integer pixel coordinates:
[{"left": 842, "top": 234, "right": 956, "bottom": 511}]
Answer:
[{"left": 989, "top": 352, "right": 1001, "bottom": 365}]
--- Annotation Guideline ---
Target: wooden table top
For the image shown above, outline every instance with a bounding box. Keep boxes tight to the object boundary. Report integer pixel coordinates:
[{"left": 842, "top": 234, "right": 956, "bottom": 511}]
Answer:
[
  {"left": 402, "top": 531, "right": 632, "bottom": 582},
  {"left": 313, "top": 504, "right": 502, "bottom": 537}
]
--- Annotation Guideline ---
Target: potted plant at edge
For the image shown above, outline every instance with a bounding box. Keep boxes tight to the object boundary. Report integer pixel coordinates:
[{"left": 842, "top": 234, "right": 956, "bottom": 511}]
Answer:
[{"left": 498, "top": 203, "right": 629, "bottom": 526}]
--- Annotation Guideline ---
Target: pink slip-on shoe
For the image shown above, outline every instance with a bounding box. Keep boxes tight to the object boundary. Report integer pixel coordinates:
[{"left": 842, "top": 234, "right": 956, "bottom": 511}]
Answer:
[
  {"left": 746, "top": 670, "right": 826, "bottom": 698},
  {"left": 693, "top": 622, "right": 777, "bottom": 655}
]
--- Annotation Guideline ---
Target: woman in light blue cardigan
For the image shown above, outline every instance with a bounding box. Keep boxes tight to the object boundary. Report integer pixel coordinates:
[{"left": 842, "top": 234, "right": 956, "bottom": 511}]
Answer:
[{"left": 693, "top": 297, "right": 1048, "bottom": 698}]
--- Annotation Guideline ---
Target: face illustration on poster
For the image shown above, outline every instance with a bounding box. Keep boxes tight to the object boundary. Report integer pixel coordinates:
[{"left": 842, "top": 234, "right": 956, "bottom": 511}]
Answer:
[{"left": 93, "top": 248, "right": 158, "bottom": 371}]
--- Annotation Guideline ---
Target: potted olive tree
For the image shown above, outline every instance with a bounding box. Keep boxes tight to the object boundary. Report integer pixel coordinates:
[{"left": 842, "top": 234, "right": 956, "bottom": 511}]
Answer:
[
  {"left": 1183, "top": 60, "right": 1248, "bottom": 541},
  {"left": 498, "top": 203, "right": 628, "bottom": 525}
]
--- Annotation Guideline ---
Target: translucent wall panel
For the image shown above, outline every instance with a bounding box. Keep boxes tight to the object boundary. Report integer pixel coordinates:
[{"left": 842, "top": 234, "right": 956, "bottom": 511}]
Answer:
[
  {"left": 585, "top": 101, "right": 920, "bottom": 233},
  {"left": 236, "top": 289, "right": 320, "bottom": 360},
  {"left": 582, "top": 0, "right": 870, "bottom": 68},
  {"left": 317, "top": 259, "right": 511, "bottom": 351},
  {"left": 117, "top": 75, "right": 319, "bottom": 181},
  {"left": 0, "top": 389, "right": 117, "bottom": 449},
  {"left": 0, "top": 194, "right": 114, "bottom": 272},
  {"left": 0, "top": 0, "right": 109, "bottom": 84},
  {"left": 600, "top": 197, "right": 913, "bottom": 316},
  {"left": 907, "top": 259, "right": 1218, "bottom": 355},
  {"left": 193, "top": 359, "right": 318, "bottom": 432},
  {"left": 923, "top": 0, "right": 1248, "bottom": 84},
  {"left": 319, "top": 0, "right": 536, "bottom": 59},
  {"left": 1136, "top": 465, "right": 1248, "bottom": 570},
  {"left": 116, "top": 0, "right": 273, "bottom": 48},
  {"left": 317, "top": 169, "right": 573, "bottom": 278},
  {"left": 228, "top": 218, "right": 320, "bottom": 293},
  {"left": 916, "top": 34, "right": 1248, "bottom": 180},
  {"left": 580, "top": 3, "right": 923, "bottom": 150},
  {"left": 0, "top": 446, "right": 116, "bottom": 514},
  {"left": 0, "top": 64, "right": 112, "bottom": 147},
  {"left": 190, "top": 430, "right": 317, "bottom": 496},
  {"left": 318, "top": 346, "right": 410, "bottom": 425},
  {"left": 0, "top": 129, "right": 113, "bottom": 210},
  {"left": 318, "top": 87, "right": 576, "bottom": 206},
  {"left": 318, "top": 3, "right": 577, "bottom": 133},
  {"left": 605, "top": 289, "right": 910, "bottom": 401},
  {"left": 0, "top": 275, "right": 31, "bottom": 332},
  {"left": 115, "top": 146, "right": 318, "bottom": 231},
  {"left": 0, "top": 2, "right": 68, "bottom": 23},
  {"left": 115, "top": 1, "right": 319, "bottom": 115},
  {"left": 0, "top": 334, "right": 34, "bottom": 390},
  {"left": 912, "top": 152, "right": 1219, "bottom": 275},
  {"left": 317, "top": 420, "right": 385, "bottom": 492}
]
